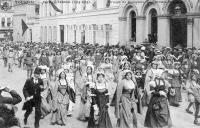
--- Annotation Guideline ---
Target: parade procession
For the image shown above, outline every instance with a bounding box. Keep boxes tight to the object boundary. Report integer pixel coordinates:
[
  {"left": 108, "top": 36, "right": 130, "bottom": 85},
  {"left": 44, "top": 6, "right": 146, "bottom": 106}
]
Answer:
[{"left": 0, "top": 0, "right": 200, "bottom": 128}]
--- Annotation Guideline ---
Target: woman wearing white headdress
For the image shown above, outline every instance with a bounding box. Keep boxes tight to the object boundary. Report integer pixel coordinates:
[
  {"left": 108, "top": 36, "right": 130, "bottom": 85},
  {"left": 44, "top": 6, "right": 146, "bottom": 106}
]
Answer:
[
  {"left": 78, "top": 64, "right": 95, "bottom": 121},
  {"left": 87, "top": 71, "right": 113, "bottom": 128},
  {"left": 113, "top": 70, "right": 138, "bottom": 128},
  {"left": 51, "top": 69, "right": 75, "bottom": 126},
  {"left": 99, "top": 57, "right": 116, "bottom": 98}
]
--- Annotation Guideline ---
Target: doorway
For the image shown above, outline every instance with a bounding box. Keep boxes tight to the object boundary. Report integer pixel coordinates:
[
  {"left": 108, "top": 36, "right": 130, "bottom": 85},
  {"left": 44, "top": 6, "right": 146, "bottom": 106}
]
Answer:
[{"left": 169, "top": 0, "right": 187, "bottom": 48}]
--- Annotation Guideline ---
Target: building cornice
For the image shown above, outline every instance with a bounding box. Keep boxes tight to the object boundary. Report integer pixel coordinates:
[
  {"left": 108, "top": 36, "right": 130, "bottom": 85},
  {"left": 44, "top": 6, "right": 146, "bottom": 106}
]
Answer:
[
  {"left": 186, "top": 12, "right": 200, "bottom": 18},
  {"left": 118, "top": 17, "right": 127, "bottom": 21},
  {"left": 39, "top": 7, "right": 119, "bottom": 21},
  {"left": 157, "top": 14, "right": 171, "bottom": 19},
  {"left": 135, "top": 16, "right": 145, "bottom": 20},
  {"left": 13, "top": 14, "right": 26, "bottom": 16}
]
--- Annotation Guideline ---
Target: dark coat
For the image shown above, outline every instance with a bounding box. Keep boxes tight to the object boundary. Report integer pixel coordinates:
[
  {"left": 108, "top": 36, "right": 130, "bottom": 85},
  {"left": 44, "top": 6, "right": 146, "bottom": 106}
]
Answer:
[
  {"left": 0, "top": 90, "right": 22, "bottom": 105},
  {"left": 0, "top": 90, "right": 22, "bottom": 128},
  {"left": 22, "top": 78, "right": 43, "bottom": 110}
]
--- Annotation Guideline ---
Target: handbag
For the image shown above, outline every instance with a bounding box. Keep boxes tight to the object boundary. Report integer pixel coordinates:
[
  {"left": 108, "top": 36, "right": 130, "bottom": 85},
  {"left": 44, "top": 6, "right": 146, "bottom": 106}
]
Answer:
[
  {"left": 169, "top": 88, "right": 176, "bottom": 96},
  {"left": 152, "top": 100, "right": 161, "bottom": 110}
]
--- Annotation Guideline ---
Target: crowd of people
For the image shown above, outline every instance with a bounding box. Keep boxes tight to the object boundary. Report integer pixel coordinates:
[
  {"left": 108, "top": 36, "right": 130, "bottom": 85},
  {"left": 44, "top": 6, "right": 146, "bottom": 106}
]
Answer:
[{"left": 0, "top": 41, "right": 200, "bottom": 128}]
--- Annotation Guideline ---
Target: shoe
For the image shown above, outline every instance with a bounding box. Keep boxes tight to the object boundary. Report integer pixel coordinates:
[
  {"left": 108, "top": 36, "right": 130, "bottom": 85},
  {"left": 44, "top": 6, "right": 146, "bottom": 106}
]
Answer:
[
  {"left": 186, "top": 109, "right": 193, "bottom": 114},
  {"left": 194, "top": 120, "right": 200, "bottom": 126}
]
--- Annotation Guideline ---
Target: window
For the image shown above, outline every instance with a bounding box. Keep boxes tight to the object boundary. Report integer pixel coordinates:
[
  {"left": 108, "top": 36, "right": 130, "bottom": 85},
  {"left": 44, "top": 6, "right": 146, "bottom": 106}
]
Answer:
[
  {"left": 1, "top": 18, "right": 5, "bottom": 27},
  {"left": 106, "top": 0, "right": 110, "bottom": 8},
  {"left": 106, "top": 31, "right": 109, "bottom": 44},
  {"left": 130, "top": 11, "right": 136, "bottom": 42},
  {"left": 35, "top": 4, "right": 39, "bottom": 15},
  {"left": 7, "top": 18, "right": 11, "bottom": 27}
]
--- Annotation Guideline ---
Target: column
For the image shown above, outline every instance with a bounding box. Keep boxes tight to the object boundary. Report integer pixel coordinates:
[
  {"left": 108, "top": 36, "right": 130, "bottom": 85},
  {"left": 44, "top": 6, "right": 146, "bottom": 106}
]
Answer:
[
  {"left": 60, "top": 0, "right": 63, "bottom": 14},
  {"left": 40, "top": 3, "right": 43, "bottom": 17},
  {"left": 157, "top": 15, "right": 170, "bottom": 47},
  {"left": 136, "top": 16, "right": 145, "bottom": 44},
  {"left": 47, "top": 2, "right": 49, "bottom": 17},
  {"left": 63, "top": 2, "right": 66, "bottom": 14},
  {"left": 65, "top": 25, "right": 68, "bottom": 43},
  {"left": 53, "top": 26, "right": 57, "bottom": 42},
  {"left": 44, "top": 3, "right": 46, "bottom": 17},
  {"left": 5, "top": 17, "right": 7, "bottom": 27},
  {"left": 187, "top": 18, "right": 193, "bottom": 48},
  {"left": 57, "top": 25, "right": 60, "bottom": 43},
  {"left": 118, "top": 17, "right": 127, "bottom": 45},
  {"left": 194, "top": 17, "right": 200, "bottom": 48},
  {"left": 40, "top": 26, "right": 43, "bottom": 42}
]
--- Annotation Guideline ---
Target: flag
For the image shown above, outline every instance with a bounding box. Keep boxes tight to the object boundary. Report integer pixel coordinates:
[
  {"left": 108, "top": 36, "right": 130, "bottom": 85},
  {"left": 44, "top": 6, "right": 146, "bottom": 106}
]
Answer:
[
  {"left": 49, "top": 0, "right": 63, "bottom": 13},
  {"left": 21, "top": 19, "right": 28, "bottom": 36}
]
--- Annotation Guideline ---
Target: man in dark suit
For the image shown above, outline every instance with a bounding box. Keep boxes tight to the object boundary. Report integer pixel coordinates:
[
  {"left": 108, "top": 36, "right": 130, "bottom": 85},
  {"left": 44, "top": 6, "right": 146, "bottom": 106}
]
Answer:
[{"left": 23, "top": 67, "right": 44, "bottom": 128}]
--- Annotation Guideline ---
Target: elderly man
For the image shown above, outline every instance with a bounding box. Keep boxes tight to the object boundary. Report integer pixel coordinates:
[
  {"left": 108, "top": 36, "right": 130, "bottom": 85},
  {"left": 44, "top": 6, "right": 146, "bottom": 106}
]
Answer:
[{"left": 0, "top": 84, "right": 22, "bottom": 128}]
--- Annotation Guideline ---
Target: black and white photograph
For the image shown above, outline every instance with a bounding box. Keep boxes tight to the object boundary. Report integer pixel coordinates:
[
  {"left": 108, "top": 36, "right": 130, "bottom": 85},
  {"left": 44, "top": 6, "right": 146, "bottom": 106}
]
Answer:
[{"left": 0, "top": 0, "right": 200, "bottom": 128}]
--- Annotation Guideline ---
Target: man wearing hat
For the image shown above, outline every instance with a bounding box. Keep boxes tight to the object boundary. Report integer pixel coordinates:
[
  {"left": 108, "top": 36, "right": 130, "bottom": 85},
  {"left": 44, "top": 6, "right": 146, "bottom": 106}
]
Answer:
[{"left": 22, "top": 67, "right": 44, "bottom": 128}]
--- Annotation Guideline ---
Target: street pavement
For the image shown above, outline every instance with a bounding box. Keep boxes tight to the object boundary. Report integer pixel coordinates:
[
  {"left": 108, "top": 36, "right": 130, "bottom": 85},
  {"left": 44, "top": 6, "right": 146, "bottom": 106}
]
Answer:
[{"left": 0, "top": 61, "right": 199, "bottom": 128}]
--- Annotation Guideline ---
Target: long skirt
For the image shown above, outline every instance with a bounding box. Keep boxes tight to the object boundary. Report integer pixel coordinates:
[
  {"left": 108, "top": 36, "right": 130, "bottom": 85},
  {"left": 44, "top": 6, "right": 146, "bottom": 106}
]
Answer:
[
  {"left": 78, "top": 97, "right": 91, "bottom": 121},
  {"left": 117, "top": 95, "right": 137, "bottom": 128},
  {"left": 168, "top": 87, "right": 182, "bottom": 105},
  {"left": 144, "top": 95, "right": 172, "bottom": 128},
  {"left": 51, "top": 103, "right": 68, "bottom": 125}
]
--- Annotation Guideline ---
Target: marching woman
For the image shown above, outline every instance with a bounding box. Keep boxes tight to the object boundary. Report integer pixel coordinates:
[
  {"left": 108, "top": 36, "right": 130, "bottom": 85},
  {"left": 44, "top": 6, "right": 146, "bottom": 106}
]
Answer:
[
  {"left": 143, "top": 61, "right": 159, "bottom": 106},
  {"left": 51, "top": 69, "right": 75, "bottom": 126},
  {"left": 100, "top": 57, "right": 116, "bottom": 98},
  {"left": 78, "top": 64, "right": 95, "bottom": 121},
  {"left": 144, "top": 72, "right": 172, "bottom": 128},
  {"left": 168, "top": 62, "right": 182, "bottom": 107},
  {"left": 114, "top": 70, "right": 138, "bottom": 128},
  {"left": 39, "top": 65, "right": 51, "bottom": 118},
  {"left": 39, "top": 52, "right": 50, "bottom": 67},
  {"left": 7, "top": 49, "right": 14, "bottom": 72},
  {"left": 52, "top": 51, "right": 63, "bottom": 80},
  {"left": 88, "top": 71, "right": 113, "bottom": 128},
  {"left": 24, "top": 51, "right": 35, "bottom": 79}
]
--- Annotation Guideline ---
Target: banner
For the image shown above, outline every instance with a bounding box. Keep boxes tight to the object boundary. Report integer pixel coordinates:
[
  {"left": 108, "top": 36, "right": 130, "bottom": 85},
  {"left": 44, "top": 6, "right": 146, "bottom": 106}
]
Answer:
[
  {"left": 21, "top": 19, "right": 28, "bottom": 36},
  {"left": 49, "top": 0, "right": 63, "bottom": 13}
]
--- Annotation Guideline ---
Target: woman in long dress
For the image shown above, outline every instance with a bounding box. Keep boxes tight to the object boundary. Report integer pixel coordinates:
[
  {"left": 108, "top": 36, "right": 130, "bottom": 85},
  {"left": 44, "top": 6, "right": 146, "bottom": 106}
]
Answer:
[
  {"left": 88, "top": 71, "right": 113, "bottom": 128},
  {"left": 78, "top": 64, "right": 95, "bottom": 121},
  {"left": 144, "top": 73, "right": 172, "bottom": 128},
  {"left": 143, "top": 61, "right": 159, "bottom": 106},
  {"left": 100, "top": 57, "right": 116, "bottom": 98},
  {"left": 39, "top": 65, "right": 51, "bottom": 118},
  {"left": 114, "top": 70, "right": 138, "bottom": 128},
  {"left": 168, "top": 62, "right": 182, "bottom": 107},
  {"left": 51, "top": 69, "right": 71, "bottom": 126}
]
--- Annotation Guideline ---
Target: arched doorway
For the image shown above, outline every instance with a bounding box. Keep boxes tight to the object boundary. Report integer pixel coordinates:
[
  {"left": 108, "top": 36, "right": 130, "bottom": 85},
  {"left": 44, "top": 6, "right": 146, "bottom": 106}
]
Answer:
[
  {"left": 169, "top": 0, "right": 187, "bottom": 48},
  {"left": 148, "top": 8, "right": 157, "bottom": 43},
  {"left": 129, "top": 11, "right": 136, "bottom": 42}
]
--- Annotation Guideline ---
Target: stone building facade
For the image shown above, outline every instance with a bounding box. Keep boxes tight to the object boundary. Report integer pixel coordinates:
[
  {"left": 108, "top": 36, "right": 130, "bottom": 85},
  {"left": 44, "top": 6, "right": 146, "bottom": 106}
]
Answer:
[{"left": 17, "top": 0, "right": 200, "bottom": 48}]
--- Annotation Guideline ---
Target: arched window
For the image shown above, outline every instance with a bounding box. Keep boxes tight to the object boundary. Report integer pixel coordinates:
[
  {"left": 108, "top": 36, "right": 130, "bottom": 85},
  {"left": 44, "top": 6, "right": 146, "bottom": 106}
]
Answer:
[
  {"left": 130, "top": 11, "right": 136, "bottom": 42},
  {"left": 168, "top": 0, "right": 187, "bottom": 48},
  {"left": 148, "top": 8, "right": 157, "bottom": 43}
]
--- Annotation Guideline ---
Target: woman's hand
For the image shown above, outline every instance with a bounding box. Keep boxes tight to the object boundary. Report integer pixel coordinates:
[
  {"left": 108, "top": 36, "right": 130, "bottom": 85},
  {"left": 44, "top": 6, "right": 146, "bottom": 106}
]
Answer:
[{"left": 159, "top": 91, "right": 167, "bottom": 97}]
